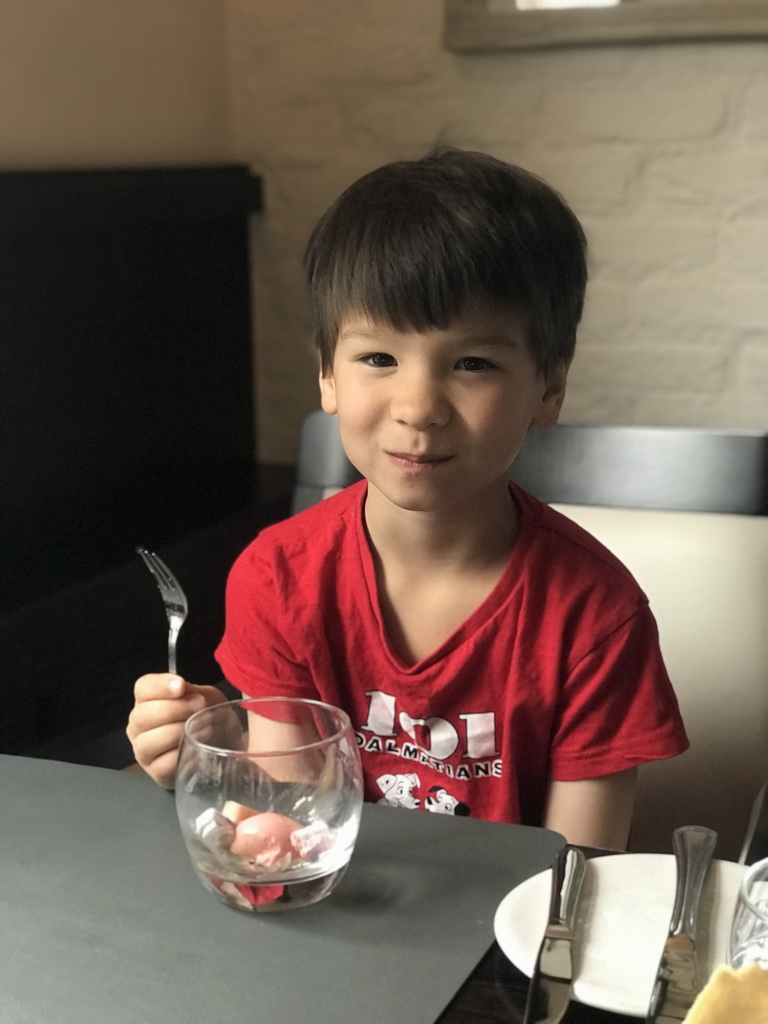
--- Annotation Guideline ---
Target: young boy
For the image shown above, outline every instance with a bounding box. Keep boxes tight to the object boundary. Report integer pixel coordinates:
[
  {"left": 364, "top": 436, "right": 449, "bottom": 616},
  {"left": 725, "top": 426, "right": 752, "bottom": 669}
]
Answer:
[{"left": 127, "top": 148, "right": 688, "bottom": 849}]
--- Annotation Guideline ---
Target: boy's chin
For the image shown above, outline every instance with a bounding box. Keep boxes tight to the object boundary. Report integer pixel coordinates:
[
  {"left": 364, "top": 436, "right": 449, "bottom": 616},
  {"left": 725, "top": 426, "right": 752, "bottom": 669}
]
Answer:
[
  {"left": 368, "top": 478, "right": 510, "bottom": 517},
  {"left": 365, "top": 479, "right": 442, "bottom": 513}
]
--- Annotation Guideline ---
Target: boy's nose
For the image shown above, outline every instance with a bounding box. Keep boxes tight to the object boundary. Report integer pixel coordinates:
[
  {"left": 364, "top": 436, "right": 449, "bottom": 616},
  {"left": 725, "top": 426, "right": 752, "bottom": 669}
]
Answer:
[{"left": 389, "top": 373, "right": 450, "bottom": 430}]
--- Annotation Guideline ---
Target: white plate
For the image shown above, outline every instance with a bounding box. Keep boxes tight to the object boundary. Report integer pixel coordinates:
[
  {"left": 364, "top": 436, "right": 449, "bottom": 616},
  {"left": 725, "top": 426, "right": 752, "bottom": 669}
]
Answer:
[{"left": 494, "top": 853, "right": 744, "bottom": 1018}]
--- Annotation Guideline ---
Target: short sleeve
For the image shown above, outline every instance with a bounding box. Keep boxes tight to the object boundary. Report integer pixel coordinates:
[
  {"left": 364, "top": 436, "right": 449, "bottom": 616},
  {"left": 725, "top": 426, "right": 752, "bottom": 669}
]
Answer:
[
  {"left": 548, "top": 602, "right": 689, "bottom": 781},
  {"left": 214, "top": 540, "right": 320, "bottom": 701}
]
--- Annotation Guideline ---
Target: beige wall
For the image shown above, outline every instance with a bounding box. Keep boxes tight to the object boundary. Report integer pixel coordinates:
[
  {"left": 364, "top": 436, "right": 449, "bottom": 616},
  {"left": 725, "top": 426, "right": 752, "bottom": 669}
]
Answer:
[
  {"left": 227, "top": 0, "right": 768, "bottom": 464},
  {"left": 2, "top": 1, "right": 766, "bottom": 464},
  {"left": 0, "top": 0, "right": 229, "bottom": 167}
]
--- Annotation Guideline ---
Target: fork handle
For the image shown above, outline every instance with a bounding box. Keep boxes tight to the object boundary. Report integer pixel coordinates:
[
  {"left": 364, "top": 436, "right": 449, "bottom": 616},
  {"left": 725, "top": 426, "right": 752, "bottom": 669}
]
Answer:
[{"left": 167, "top": 615, "right": 183, "bottom": 674}]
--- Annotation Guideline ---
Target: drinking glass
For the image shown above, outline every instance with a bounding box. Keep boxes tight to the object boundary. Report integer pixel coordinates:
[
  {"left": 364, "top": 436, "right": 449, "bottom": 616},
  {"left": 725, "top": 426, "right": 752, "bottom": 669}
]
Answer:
[
  {"left": 176, "top": 697, "right": 364, "bottom": 913},
  {"left": 729, "top": 856, "right": 768, "bottom": 968}
]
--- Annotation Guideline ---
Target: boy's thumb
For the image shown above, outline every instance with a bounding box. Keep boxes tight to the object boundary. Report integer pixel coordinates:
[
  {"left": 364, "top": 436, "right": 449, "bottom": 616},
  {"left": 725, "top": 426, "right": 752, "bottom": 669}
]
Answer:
[{"left": 167, "top": 675, "right": 186, "bottom": 697}]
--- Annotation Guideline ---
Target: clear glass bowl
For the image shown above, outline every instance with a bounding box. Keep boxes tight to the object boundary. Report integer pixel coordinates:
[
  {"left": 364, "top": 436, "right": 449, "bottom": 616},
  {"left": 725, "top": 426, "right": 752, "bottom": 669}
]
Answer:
[{"left": 175, "top": 697, "right": 363, "bottom": 913}]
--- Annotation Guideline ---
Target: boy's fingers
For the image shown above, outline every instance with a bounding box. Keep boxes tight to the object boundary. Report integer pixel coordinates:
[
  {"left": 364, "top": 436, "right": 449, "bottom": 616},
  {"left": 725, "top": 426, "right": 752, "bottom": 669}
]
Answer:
[
  {"left": 127, "top": 695, "right": 205, "bottom": 740},
  {"left": 133, "top": 676, "right": 228, "bottom": 706},
  {"left": 131, "top": 722, "right": 186, "bottom": 773},
  {"left": 190, "top": 684, "right": 230, "bottom": 708},
  {"left": 133, "top": 673, "right": 187, "bottom": 703},
  {"left": 127, "top": 679, "right": 231, "bottom": 785},
  {"left": 136, "top": 743, "right": 183, "bottom": 790},
  {"left": 150, "top": 751, "right": 181, "bottom": 789},
  {"left": 127, "top": 684, "right": 228, "bottom": 746}
]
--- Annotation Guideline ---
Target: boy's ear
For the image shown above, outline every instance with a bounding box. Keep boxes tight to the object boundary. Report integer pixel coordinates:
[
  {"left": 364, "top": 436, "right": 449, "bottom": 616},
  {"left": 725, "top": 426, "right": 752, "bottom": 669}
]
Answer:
[
  {"left": 532, "top": 361, "right": 569, "bottom": 429},
  {"left": 319, "top": 370, "right": 337, "bottom": 415}
]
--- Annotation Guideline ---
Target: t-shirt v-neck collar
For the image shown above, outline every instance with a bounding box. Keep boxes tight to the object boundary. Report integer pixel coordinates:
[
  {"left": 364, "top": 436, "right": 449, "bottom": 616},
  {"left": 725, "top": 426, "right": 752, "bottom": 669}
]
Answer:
[{"left": 350, "top": 483, "right": 531, "bottom": 675}]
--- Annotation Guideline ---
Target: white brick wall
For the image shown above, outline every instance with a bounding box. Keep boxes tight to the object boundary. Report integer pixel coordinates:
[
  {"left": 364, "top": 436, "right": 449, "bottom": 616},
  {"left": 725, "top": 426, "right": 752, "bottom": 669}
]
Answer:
[{"left": 225, "top": 0, "right": 768, "bottom": 463}]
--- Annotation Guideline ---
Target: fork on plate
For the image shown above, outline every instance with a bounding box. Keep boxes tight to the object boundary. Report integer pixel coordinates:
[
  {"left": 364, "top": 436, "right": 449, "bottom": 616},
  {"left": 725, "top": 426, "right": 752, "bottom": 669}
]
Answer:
[{"left": 136, "top": 546, "right": 188, "bottom": 674}]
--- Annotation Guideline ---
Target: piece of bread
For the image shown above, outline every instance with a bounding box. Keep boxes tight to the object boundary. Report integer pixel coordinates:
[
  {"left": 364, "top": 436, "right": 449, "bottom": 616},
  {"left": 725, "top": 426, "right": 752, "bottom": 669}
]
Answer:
[{"left": 684, "top": 963, "right": 768, "bottom": 1023}]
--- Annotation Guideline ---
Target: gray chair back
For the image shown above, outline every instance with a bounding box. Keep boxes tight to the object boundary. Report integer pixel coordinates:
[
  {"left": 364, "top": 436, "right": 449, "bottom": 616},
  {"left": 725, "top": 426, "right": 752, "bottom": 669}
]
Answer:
[
  {"left": 292, "top": 410, "right": 362, "bottom": 515},
  {"left": 510, "top": 424, "right": 768, "bottom": 515}
]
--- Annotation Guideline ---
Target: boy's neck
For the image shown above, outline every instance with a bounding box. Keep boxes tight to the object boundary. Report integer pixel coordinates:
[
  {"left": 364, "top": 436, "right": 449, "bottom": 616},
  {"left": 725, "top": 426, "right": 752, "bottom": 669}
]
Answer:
[{"left": 362, "top": 477, "right": 519, "bottom": 573}]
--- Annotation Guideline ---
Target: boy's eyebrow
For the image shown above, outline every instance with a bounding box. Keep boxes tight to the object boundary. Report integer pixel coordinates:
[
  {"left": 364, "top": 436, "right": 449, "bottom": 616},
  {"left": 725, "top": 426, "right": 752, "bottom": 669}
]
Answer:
[
  {"left": 460, "top": 334, "right": 523, "bottom": 348},
  {"left": 338, "top": 326, "right": 381, "bottom": 341}
]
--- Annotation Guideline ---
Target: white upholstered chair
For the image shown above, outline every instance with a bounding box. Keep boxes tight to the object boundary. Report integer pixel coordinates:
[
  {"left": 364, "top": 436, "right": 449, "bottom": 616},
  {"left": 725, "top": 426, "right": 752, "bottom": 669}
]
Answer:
[
  {"left": 544, "top": 501, "right": 768, "bottom": 860},
  {"left": 509, "top": 425, "right": 768, "bottom": 861},
  {"left": 293, "top": 414, "right": 768, "bottom": 861}
]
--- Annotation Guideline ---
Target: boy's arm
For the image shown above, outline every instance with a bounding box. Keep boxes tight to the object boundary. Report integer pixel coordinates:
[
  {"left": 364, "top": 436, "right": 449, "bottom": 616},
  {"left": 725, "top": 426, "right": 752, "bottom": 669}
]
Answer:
[
  {"left": 244, "top": 706, "right": 325, "bottom": 782},
  {"left": 543, "top": 767, "right": 638, "bottom": 851}
]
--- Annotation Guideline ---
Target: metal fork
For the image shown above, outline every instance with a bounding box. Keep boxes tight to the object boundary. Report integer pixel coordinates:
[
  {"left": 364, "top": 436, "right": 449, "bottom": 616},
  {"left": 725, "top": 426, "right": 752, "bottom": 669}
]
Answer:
[{"left": 136, "top": 546, "right": 188, "bottom": 674}]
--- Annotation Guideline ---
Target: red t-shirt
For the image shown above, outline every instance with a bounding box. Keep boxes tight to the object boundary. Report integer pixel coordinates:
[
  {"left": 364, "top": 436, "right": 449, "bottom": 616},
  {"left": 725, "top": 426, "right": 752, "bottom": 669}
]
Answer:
[{"left": 216, "top": 481, "right": 688, "bottom": 826}]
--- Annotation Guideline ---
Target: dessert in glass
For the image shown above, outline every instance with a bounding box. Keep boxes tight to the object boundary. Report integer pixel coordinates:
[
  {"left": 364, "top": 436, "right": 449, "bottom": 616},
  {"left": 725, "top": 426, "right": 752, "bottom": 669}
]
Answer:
[{"left": 176, "top": 697, "right": 363, "bottom": 913}]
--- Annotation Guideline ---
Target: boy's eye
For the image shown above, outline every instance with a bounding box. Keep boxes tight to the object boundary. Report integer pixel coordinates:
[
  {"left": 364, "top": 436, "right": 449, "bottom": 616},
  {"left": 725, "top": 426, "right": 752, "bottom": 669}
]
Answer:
[
  {"left": 362, "top": 352, "right": 396, "bottom": 368},
  {"left": 456, "top": 356, "right": 495, "bottom": 372}
]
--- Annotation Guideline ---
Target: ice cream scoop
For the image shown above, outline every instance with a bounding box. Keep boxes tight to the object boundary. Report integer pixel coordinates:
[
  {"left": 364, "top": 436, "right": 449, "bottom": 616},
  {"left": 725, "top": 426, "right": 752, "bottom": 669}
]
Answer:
[{"left": 230, "top": 812, "right": 302, "bottom": 869}]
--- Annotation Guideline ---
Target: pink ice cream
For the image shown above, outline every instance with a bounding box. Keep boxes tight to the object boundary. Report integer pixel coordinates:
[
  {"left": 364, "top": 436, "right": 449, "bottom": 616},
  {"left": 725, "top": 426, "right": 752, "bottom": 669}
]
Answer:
[{"left": 230, "top": 812, "right": 302, "bottom": 869}]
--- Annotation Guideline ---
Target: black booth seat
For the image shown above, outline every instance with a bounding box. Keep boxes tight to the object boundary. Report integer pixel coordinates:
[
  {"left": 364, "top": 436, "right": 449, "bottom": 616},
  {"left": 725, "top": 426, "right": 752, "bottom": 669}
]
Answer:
[{"left": 0, "top": 165, "right": 289, "bottom": 765}]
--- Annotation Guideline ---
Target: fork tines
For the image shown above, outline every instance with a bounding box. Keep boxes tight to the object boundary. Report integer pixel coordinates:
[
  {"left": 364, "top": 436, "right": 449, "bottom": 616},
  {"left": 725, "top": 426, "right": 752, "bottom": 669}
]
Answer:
[{"left": 136, "top": 547, "right": 187, "bottom": 611}]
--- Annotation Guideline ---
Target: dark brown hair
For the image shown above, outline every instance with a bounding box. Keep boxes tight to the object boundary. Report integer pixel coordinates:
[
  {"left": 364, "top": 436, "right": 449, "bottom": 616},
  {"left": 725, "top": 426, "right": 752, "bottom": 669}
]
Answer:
[{"left": 304, "top": 147, "right": 587, "bottom": 377}]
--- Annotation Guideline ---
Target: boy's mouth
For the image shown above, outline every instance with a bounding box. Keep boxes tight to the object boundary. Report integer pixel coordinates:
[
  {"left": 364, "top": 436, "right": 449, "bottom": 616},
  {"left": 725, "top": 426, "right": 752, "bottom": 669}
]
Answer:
[{"left": 386, "top": 451, "right": 453, "bottom": 472}]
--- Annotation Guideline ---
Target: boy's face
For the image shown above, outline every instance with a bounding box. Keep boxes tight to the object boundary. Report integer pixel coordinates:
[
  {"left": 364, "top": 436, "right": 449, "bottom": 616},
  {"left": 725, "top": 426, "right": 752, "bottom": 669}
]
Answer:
[{"left": 319, "top": 299, "right": 567, "bottom": 515}]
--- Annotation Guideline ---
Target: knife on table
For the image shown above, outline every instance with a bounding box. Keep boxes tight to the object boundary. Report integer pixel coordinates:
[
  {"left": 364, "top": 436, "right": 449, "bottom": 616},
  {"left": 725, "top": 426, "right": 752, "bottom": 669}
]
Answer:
[
  {"left": 646, "top": 825, "right": 718, "bottom": 1024},
  {"left": 523, "top": 844, "right": 586, "bottom": 1024}
]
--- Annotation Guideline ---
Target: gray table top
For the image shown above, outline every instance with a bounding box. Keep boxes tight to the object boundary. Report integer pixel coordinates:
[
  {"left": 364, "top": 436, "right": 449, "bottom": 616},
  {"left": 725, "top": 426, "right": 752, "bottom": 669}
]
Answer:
[{"left": 0, "top": 755, "right": 564, "bottom": 1024}]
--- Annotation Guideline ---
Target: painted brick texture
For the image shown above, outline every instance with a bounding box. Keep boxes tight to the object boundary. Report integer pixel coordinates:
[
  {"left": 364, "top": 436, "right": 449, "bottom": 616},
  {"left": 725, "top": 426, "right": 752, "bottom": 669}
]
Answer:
[{"left": 225, "top": 0, "right": 768, "bottom": 463}]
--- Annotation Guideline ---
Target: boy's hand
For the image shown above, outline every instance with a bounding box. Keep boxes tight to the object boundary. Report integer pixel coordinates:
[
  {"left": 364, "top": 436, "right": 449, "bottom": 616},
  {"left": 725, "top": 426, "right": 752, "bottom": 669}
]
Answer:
[{"left": 126, "top": 674, "right": 228, "bottom": 788}]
